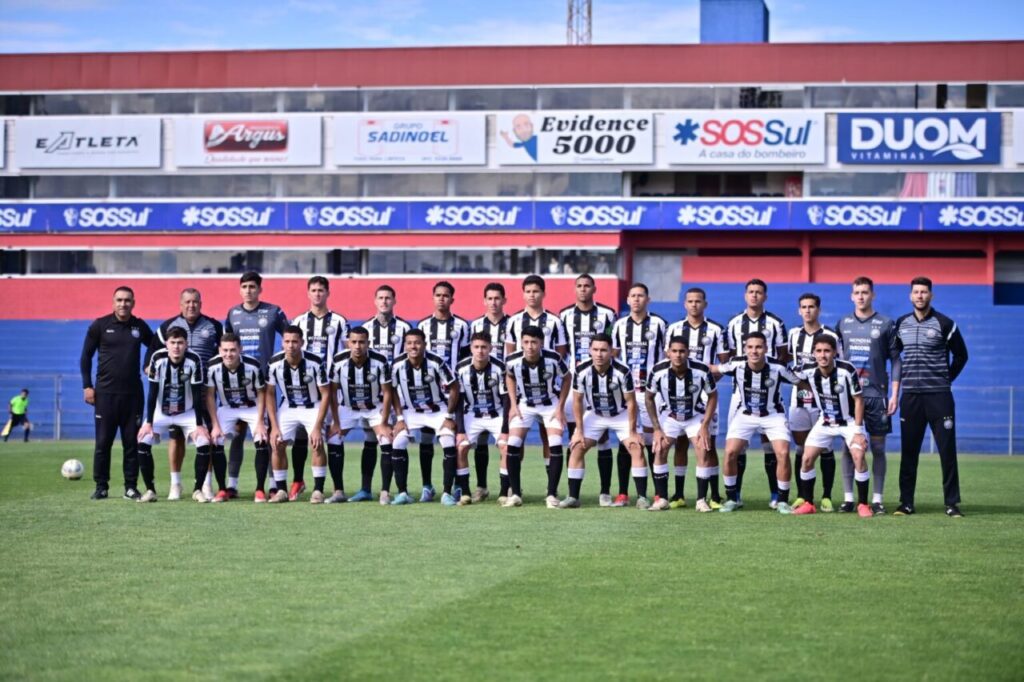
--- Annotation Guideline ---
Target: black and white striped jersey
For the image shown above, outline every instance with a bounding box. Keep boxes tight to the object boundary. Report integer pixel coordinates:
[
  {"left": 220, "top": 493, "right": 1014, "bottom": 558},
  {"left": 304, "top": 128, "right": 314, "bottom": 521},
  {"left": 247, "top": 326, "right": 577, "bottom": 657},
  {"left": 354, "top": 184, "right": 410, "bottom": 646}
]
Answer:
[
  {"left": 796, "top": 361, "right": 862, "bottom": 427},
  {"left": 417, "top": 315, "right": 471, "bottom": 373},
  {"left": 726, "top": 311, "right": 788, "bottom": 358},
  {"left": 365, "top": 315, "right": 413, "bottom": 363},
  {"left": 664, "top": 318, "right": 729, "bottom": 366},
  {"left": 505, "top": 309, "right": 567, "bottom": 354},
  {"left": 330, "top": 350, "right": 391, "bottom": 411},
  {"left": 292, "top": 310, "right": 349, "bottom": 370},
  {"left": 572, "top": 359, "right": 634, "bottom": 417},
  {"left": 560, "top": 303, "right": 618, "bottom": 368},
  {"left": 612, "top": 313, "right": 668, "bottom": 391},
  {"left": 147, "top": 349, "right": 204, "bottom": 416},
  {"left": 470, "top": 314, "right": 511, "bottom": 362},
  {"left": 267, "top": 351, "right": 329, "bottom": 409},
  {"left": 788, "top": 325, "right": 843, "bottom": 408},
  {"left": 646, "top": 359, "right": 717, "bottom": 421},
  {"left": 206, "top": 355, "right": 264, "bottom": 409},
  {"left": 718, "top": 357, "right": 802, "bottom": 417},
  {"left": 505, "top": 350, "right": 569, "bottom": 408},
  {"left": 391, "top": 352, "right": 455, "bottom": 414},
  {"left": 456, "top": 357, "right": 507, "bottom": 419}
]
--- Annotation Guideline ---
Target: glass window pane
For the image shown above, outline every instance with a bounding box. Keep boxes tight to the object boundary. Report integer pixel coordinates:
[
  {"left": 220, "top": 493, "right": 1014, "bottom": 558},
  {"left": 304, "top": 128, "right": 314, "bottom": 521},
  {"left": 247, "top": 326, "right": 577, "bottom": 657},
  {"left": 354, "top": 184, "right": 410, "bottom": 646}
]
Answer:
[
  {"left": 916, "top": 84, "right": 938, "bottom": 109},
  {"left": 196, "top": 91, "right": 278, "bottom": 113},
  {"left": 32, "top": 94, "right": 111, "bottom": 115},
  {"left": 0, "top": 177, "right": 31, "bottom": 199},
  {"left": 364, "top": 173, "right": 445, "bottom": 197},
  {"left": 364, "top": 89, "right": 449, "bottom": 112},
  {"left": 117, "top": 175, "right": 272, "bottom": 198},
  {"left": 338, "top": 250, "right": 361, "bottom": 274},
  {"left": 281, "top": 174, "right": 359, "bottom": 197},
  {"left": 453, "top": 88, "right": 535, "bottom": 111},
  {"left": 283, "top": 90, "right": 359, "bottom": 112},
  {"left": 627, "top": 87, "right": 715, "bottom": 110},
  {"left": 0, "top": 95, "right": 31, "bottom": 116},
  {"left": 27, "top": 251, "right": 94, "bottom": 274},
  {"left": 261, "top": 250, "right": 328, "bottom": 275},
  {"left": 805, "top": 173, "right": 902, "bottom": 197},
  {"left": 809, "top": 86, "right": 915, "bottom": 108},
  {"left": 34, "top": 175, "right": 109, "bottom": 198},
  {"left": 540, "top": 249, "right": 618, "bottom": 276},
  {"left": 993, "top": 84, "right": 1024, "bottom": 107},
  {"left": 118, "top": 92, "right": 194, "bottom": 114},
  {"left": 535, "top": 173, "right": 621, "bottom": 197},
  {"left": 451, "top": 173, "right": 533, "bottom": 197},
  {"left": 538, "top": 87, "right": 624, "bottom": 110},
  {"left": 992, "top": 173, "right": 1024, "bottom": 197},
  {"left": 716, "top": 87, "right": 803, "bottom": 109}
]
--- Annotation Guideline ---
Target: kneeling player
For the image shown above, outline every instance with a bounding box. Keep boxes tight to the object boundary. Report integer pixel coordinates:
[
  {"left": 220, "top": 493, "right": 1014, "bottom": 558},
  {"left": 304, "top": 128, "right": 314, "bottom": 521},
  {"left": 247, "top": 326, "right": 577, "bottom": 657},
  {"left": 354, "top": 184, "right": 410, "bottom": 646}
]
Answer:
[
  {"left": 455, "top": 333, "right": 509, "bottom": 507},
  {"left": 266, "top": 326, "right": 331, "bottom": 504},
  {"left": 562, "top": 334, "right": 645, "bottom": 509},
  {"left": 328, "top": 327, "right": 394, "bottom": 504},
  {"left": 710, "top": 332, "right": 806, "bottom": 514},
  {"left": 793, "top": 336, "right": 873, "bottom": 517},
  {"left": 646, "top": 337, "right": 719, "bottom": 512},
  {"left": 136, "top": 328, "right": 212, "bottom": 503},
  {"left": 205, "top": 333, "right": 270, "bottom": 502},
  {"left": 389, "top": 329, "right": 460, "bottom": 505}
]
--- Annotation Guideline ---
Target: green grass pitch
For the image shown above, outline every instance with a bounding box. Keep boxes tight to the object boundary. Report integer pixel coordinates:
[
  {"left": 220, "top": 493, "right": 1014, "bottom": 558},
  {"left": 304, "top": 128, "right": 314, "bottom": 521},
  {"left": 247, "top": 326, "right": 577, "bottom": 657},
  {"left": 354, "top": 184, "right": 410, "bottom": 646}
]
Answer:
[{"left": 1, "top": 441, "right": 1023, "bottom": 681}]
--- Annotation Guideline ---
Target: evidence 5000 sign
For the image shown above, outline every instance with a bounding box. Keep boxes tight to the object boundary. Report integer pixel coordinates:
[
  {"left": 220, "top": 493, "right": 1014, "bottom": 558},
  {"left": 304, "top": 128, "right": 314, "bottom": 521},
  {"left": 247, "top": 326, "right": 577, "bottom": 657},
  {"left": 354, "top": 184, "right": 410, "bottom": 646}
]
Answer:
[{"left": 496, "top": 111, "right": 653, "bottom": 165}]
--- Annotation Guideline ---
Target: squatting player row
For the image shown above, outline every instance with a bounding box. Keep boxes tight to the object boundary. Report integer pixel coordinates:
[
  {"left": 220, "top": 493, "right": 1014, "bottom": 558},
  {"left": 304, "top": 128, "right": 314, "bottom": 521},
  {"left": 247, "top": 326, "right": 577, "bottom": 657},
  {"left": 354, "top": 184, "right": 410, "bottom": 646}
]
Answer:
[{"left": 79, "top": 272, "right": 969, "bottom": 516}]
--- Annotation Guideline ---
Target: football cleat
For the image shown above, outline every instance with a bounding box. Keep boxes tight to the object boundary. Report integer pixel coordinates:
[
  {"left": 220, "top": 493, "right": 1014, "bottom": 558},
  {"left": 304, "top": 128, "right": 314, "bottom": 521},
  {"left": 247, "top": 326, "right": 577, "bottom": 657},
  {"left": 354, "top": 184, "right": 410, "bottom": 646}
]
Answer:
[
  {"left": 776, "top": 501, "right": 794, "bottom": 515},
  {"left": 648, "top": 497, "right": 671, "bottom": 511},
  {"left": 819, "top": 497, "right": 835, "bottom": 513},
  {"left": 791, "top": 497, "right": 806, "bottom": 508},
  {"left": 838, "top": 501, "right": 856, "bottom": 513},
  {"left": 708, "top": 499, "right": 723, "bottom": 510},
  {"left": 211, "top": 490, "right": 229, "bottom": 503},
  {"left": 325, "top": 491, "right": 348, "bottom": 504},
  {"left": 501, "top": 494, "right": 523, "bottom": 508},
  {"left": 894, "top": 503, "right": 915, "bottom": 516},
  {"left": 793, "top": 501, "right": 817, "bottom": 515},
  {"left": 545, "top": 495, "right": 560, "bottom": 509},
  {"left": 288, "top": 481, "right": 305, "bottom": 502},
  {"left": 945, "top": 505, "right": 964, "bottom": 518},
  {"left": 90, "top": 488, "right": 109, "bottom": 500},
  {"left": 167, "top": 483, "right": 182, "bottom": 501},
  {"left": 419, "top": 485, "right": 436, "bottom": 503},
  {"left": 769, "top": 492, "right": 779, "bottom": 510},
  {"left": 441, "top": 492, "right": 458, "bottom": 507},
  {"left": 191, "top": 489, "right": 209, "bottom": 503},
  {"left": 379, "top": 491, "right": 392, "bottom": 506},
  {"left": 857, "top": 503, "right": 874, "bottom": 518},
  {"left": 201, "top": 480, "right": 214, "bottom": 501},
  {"left": 611, "top": 494, "right": 629, "bottom": 507},
  {"left": 871, "top": 502, "right": 887, "bottom": 516},
  {"left": 253, "top": 490, "right": 267, "bottom": 504},
  {"left": 310, "top": 490, "right": 325, "bottom": 505},
  {"left": 695, "top": 499, "right": 712, "bottom": 513},
  {"left": 123, "top": 488, "right": 142, "bottom": 501},
  {"left": 669, "top": 496, "right": 687, "bottom": 509},
  {"left": 496, "top": 495, "right": 509, "bottom": 506},
  {"left": 635, "top": 496, "right": 651, "bottom": 511},
  {"left": 598, "top": 493, "right": 613, "bottom": 507},
  {"left": 226, "top": 488, "right": 239, "bottom": 500},
  {"left": 390, "top": 492, "right": 414, "bottom": 506},
  {"left": 558, "top": 496, "right": 581, "bottom": 509},
  {"left": 347, "top": 490, "right": 373, "bottom": 503},
  {"left": 268, "top": 489, "right": 288, "bottom": 504},
  {"left": 471, "top": 487, "right": 490, "bottom": 503},
  {"left": 719, "top": 500, "right": 741, "bottom": 513},
  {"left": 139, "top": 489, "right": 158, "bottom": 503},
  {"left": 457, "top": 494, "right": 472, "bottom": 506}
]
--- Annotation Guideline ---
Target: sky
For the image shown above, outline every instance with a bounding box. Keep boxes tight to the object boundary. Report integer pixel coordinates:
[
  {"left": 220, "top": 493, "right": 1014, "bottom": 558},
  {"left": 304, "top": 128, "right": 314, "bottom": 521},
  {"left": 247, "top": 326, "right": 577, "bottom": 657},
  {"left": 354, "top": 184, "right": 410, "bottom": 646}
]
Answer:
[{"left": 0, "top": 0, "right": 1022, "bottom": 54}]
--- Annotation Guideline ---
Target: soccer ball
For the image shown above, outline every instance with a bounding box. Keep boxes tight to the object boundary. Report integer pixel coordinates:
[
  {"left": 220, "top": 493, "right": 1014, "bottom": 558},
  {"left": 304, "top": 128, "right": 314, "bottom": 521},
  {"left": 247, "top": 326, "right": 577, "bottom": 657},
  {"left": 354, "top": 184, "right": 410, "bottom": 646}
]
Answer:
[{"left": 61, "top": 459, "right": 85, "bottom": 480}]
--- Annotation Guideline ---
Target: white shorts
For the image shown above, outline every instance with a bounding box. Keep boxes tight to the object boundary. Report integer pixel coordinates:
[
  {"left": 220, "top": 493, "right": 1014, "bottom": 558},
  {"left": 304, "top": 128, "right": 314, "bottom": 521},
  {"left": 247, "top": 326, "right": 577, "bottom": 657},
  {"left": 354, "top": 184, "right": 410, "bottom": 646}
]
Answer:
[
  {"left": 215, "top": 406, "right": 264, "bottom": 442},
  {"left": 278, "top": 406, "right": 323, "bottom": 443},
  {"left": 338, "top": 404, "right": 385, "bottom": 431},
  {"left": 806, "top": 422, "right": 867, "bottom": 450},
  {"left": 461, "top": 414, "right": 506, "bottom": 447},
  {"left": 661, "top": 412, "right": 708, "bottom": 441},
  {"left": 634, "top": 391, "right": 653, "bottom": 430},
  {"left": 403, "top": 410, "right": 450, "bottom": 435},
  {"left": 563, "top": 399, "right": 576, "bottom": 423},
  {"left": 789, "top": 405, "right": 820, "bottom": 433},
  {"left": 510, "top": 403, "right": 563, "bottom": 432},
  {"left": 149, "top": 408, "right": 200, "bottom": 443},
  {"left": 582, "top": 410, "right": 633, "bottom": 442},
  {"left": 726, "top": 412, "right": 791, "bottom": 444}
]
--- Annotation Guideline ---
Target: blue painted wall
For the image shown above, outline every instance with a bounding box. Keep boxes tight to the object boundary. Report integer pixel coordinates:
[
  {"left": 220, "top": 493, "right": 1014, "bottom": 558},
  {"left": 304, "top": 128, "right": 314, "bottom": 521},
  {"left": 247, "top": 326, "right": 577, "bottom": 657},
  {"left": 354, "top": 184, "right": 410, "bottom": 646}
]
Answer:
[{"left": 700, "top": 0, "right": 769, "bottom": 44}]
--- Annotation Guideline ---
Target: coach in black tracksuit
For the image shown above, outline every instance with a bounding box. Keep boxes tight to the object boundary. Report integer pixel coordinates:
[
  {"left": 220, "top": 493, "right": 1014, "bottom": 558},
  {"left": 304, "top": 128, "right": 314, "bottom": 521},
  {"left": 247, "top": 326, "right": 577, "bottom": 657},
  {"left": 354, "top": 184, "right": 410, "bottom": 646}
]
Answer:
[
  {"left": 894, "top": 277, "right": 969, "bottom": 517},
  {"left": 80, "top": 286, "right": 154, "bottom": 500}
]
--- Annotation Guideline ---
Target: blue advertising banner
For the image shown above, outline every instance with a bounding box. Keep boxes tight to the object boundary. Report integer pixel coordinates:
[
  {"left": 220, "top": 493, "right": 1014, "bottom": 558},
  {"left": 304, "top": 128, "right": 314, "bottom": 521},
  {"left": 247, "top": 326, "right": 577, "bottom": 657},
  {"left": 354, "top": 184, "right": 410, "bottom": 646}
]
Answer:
[
  {"left": 790, "top": 201, "right": 922, "bottom": 231},
  {"left": 287, "top": 202, "right": 408, "bottom": 230},
  {"left": 837, "top": 112, "right": 1002, "bottom": 165},
  {"left": 408, "top": 201, "right": 533, "bottom": 230},
  {"left": 663, "top": 201, "right": 789, "bottom": 230},
  {"left": 534, "top": 201, "right": 661, "bottom": 230},
  {"left": 922, "top": 201, "right": 1024, "bottom": 231}
]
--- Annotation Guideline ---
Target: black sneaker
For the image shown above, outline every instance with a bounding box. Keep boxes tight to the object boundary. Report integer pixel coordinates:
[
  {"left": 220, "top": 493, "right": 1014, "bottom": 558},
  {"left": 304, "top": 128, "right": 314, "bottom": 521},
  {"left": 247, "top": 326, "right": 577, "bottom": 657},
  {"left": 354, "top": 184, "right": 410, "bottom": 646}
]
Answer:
[
  {"left": 894, "top": 503, "right": 915, "bottom": 516},
  {"left": 90, "top": 488, "right": 109, "bottom": 500},
  {"left": 945, "top": 505, "right": 964, "bottom": 518},
  {"left": 871, "top": 502, "right": 887, "bottom": 516},
  {"left": 123, "top": 488, "right": 142, "bottom": 501},
  {"left": 838, "top": 501, "right": 855, "bottom": 513}
]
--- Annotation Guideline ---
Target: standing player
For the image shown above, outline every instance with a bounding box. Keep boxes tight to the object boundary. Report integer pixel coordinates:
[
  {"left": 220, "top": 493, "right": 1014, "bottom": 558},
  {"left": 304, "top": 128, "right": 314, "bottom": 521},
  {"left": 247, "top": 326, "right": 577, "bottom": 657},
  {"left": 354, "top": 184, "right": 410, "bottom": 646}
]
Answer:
[
  {"left": 205, "top": 333, "right": 269, "bottom": 502},
  {"left": 149, "top": 288, "right": 222, "bottom": 501},
  {"left": 611, "top": 283, "right": 667, "bottom": 507},
  {"left": 664, "top": 287, "right": 731, "bottom": 508},
  {"left": 415, "top": 281, "right": 471, "bottom": 502},
  {"left": 454, "top": 333, "right": 510, "bottom": 507},
  {"left": 327, "top": 327, "right": 394, "bottom": 504},
  {"left": 362, "top": 284, "right": 412, "bottom": 504},
  {"left": 792, "top": 335, "right": 874, "bottom": 518},
  {"left": 388, "top": 329, "right": 460, "bottom": 506},
  {"left": 894, "top": 277, "right": 969, "bottom": 517},
  {"left": 559, "top": 274, "right": 618, "bottom": 506},
  {"left": 725, "top": 279, "right": 789, "bottom": 507},
  {"left": 290, "top": 276, "right": 349, "bottom": 501},
  {"left": 504, "top": 327, "right": 570, "bottom": 508},
  {"left": 469, "top": 282, "right": 511, "bottom": 502},
  {"left": 646, "top": 336, "right": 719, "bottom": 512},
  {"left": 4, "top": 389, "right": 31, "bottom": 443},
  {"left": 136, "top": 328, "right": 211, "bottom": 503},
  {"left": 787, "top": 293, "right": 842, "bottom": 512},
  {"left": 224, "top": 272, "right": 288, "bottom": 497},
  {"left": 710, "top": 332, "right": 804, "bottom": 514},
  {"left": 836, "top": 276, "right": 901, "bottom": 515},
  {"left": 265, "top": 326, "right": 331, "bottom": 503}
]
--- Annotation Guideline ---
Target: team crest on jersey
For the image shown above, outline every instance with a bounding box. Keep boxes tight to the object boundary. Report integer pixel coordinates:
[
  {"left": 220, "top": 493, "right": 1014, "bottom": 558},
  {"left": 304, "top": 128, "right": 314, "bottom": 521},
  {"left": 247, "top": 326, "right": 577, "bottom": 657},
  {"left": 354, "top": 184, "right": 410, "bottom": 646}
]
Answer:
[
  {"left": 241, "top": 378, "right": 251, "bottom": 386},
  {"left": 701, "top": 335, "right": 712, "bottom": 345},
  {"left": 391, "top": 334, "right": 400, "bottom": 344},
  {"left": 258, "top": 318, "right": 268, "bottom": 328},
  {"left": 543, "top": 326, "right": 552, "bottom": 337},
  {"left": 131, "top": 327, "right": 140, "bottom": 338},
  {"left": 870, "top": 329, "right": 881, "bottom": 339},
  {"left": 689, "top": 384, "right": 700, "bottom": 394},
  {"left": 765, "top": 378, "right": 775, "bottom": 387},
  {"left": 644, "top": 330, "right": 656, "bottom": 341},
  {"left": 594, "top": 320, "right": 606, "bottom": 332},
  {"left": 835, "top": 384, "right": 846, "bottom": 393},
  {"left": 303, "top": 373, "right": 315, "bottom": 383},
  {"left": 943, "top": 417, "right": 954, "bottom": 430},
  {"left": 926, "top": 329, "right": 938, "bottom": 338}
]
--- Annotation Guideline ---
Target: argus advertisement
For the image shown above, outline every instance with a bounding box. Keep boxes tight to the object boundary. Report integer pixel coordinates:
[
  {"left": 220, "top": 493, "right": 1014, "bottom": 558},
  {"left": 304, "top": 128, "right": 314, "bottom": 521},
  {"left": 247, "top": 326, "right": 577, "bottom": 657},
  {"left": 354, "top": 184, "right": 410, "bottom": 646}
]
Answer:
[
  {"left": 661, "top": 111, "right": 826, "bottom": 165},
  {"left": 334, "top": 114, "right": 486, "bottom": 166},
  {"left": 174, "top": 116, "right": 323, "bottom": 167},
  {"left": 837, "top": 112, "right": 1001, "bottom": 165},
  {"left": 14, "top": 117, "right": 162, "bottom": 169},
  {"left": 495, "top": 111, "right": 654, "bottom": 165}
]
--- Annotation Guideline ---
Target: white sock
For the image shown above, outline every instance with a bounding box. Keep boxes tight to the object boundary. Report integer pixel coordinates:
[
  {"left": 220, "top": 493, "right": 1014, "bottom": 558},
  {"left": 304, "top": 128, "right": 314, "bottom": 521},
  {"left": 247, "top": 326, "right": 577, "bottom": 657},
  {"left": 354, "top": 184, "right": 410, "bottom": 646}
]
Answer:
[
  {"left": 170, "top": 471, "right": 181, "bottom": 486},
  {"left": 204, "top": 471, "right": 213, "bottom": 487},
  {"left": 228, "top": 476, "right": 239, "bottom": 489},
  {"left": 273, "top": 469, "right": 288, "bottom": 485},
  {"left": 872, "top": 493, "right": 883, "bottom": 504}
]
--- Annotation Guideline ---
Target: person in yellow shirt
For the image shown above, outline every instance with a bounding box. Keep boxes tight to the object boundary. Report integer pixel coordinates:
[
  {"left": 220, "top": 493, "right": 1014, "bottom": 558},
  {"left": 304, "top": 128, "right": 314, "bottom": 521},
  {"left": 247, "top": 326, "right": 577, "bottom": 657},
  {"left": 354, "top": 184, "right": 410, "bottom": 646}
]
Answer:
[{"left": 4, "top": 389, "right": 31, "bottom": 443}]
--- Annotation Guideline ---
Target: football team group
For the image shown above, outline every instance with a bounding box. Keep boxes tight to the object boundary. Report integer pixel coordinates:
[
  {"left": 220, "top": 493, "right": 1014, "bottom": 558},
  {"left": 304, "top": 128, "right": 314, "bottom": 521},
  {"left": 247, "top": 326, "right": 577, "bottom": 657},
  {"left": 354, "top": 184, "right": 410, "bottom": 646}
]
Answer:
[{"left": 80, "top": 271, "right": 968, "bottom": 517}]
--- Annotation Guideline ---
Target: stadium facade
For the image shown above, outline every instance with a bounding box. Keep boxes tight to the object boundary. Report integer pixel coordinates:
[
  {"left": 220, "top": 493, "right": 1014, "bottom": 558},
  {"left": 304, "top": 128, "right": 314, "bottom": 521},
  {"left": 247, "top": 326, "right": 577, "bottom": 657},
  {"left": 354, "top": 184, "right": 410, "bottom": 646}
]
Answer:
[{"left": 0, "top": 41, "right": 1023, "bottom": 449}]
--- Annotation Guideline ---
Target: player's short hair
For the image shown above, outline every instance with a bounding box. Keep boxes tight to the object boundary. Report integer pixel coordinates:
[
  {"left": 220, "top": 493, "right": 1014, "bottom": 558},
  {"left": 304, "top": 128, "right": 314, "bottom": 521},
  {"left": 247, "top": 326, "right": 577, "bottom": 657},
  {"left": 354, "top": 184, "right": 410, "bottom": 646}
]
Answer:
[
  {"left": 166, "top": 327, "right": 187, "bottom": 341},
  {"left": 575, "top": 273, "right": 595, "bottom": 285},
  {"left": 376, "top": 284, "right": 396, "bottom": 297},
  {"left": 220, "top": 333, "right": 240, "bottom": 347},
  {"left": 589, "top": 332, "right": 612, "bottom": 346},
  {"left": 521, "top": 326, "right": 544, "bottom": 341},
  {"left": 484, "top": 282, "right": 506, "bottom": 298},
  {"left": 240, "top": 271, "right": 262, "bottom": 286},
  {"left": 20, "top": 388, "right": 29, "bottom": 395},
  {"left": 404, "top": 328, "right": 426, "bottom": 343},
  {"left": 667, "top": 335, "right": 689, "bottom": 348},
  {"left": 799, "top": 293, "right": 821, "bottom": 307},
  {"left": 852, "top": 276, "right": 874, "bottom": 291},
  {"left": 684, "top": 287, "right": 706, "bottom": 300},
  {"left": 307, "top": 276, "right": 329, "bottom": 290},
  {"left": 179, "top": 287, "right": 201, "bottom": 301},
  {"left": 283, "top": 325, "right": 304, "bottom": 339},
  {"left": 113, "top": 285, "right": 134, "bottom": 298},
  {"left": 433, "top": 280, "right": 455, "bottom": 296},
  {"left": 911, "top": 276, "right": 933, "bottom": 291},
  {"left": 628, "top": 282, "right": 649, "bottom": 296},
  {"left": 813, "top": 334, "right": 837, "bottom": 351},
  {"left": 348, "top": 326, "right": 369, "bottom": 339},
  {"left": 743, "top": 331, "right": 767, "bottom": 345},
  {"left": 470, "top": 332, "right": 492, "bottom": 345},
  {"left": 745, "top": 278, "right": 767, "bottom": 293},
  {"left": 522, "top": 274, "right": 546, "bottom": 292}
]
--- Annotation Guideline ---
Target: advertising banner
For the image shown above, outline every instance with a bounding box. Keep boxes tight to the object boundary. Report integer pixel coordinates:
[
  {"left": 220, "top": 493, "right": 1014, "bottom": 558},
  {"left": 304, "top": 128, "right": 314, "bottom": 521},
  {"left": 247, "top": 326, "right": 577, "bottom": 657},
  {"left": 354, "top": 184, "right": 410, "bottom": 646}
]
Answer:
[
  {"left": 174, "top": 116, "right": 322, "bottom": 167},
  {"left": 495, "top": 111, "right": 654, "bottom": 165},
  {"left": 922, "top": 202, "right": 1024, "bottom": 231},
  {"left": 664, "top": 200, "right": 789, "bottom": 229},
  {"left": 837, "top": 112, "right": 1001, "bottom": 165},
  {"left": 14, "top": 117, "right": 162, "bottom": 169},
  {"left": 334, "top": 114, "right": 486, "bottom": 166},
  {"left": 661, "top": 111, "right": 825, "bottom": 165},
  {"left": 1014, "top": 110, "right": 1024, "bottom": 164},
  {"left": 288, "top": 202, "right": 408, "bottom": 230},
  {"left": 790, "top": 201, "right": 921, "bottom": 230},
  {"left": 409, "top": 201, "right": 533, "bottom": 230},
  {"left": 534, "top": 201, "right": 661, "bottom": 230}
]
